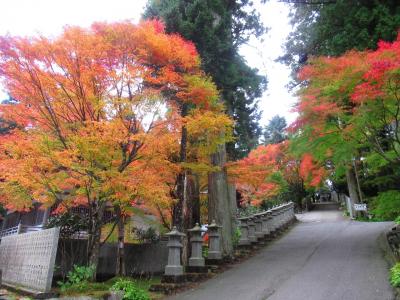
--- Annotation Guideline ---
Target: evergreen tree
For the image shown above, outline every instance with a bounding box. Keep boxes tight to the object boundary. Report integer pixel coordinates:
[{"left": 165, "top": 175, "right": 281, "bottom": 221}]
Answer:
[
  {"left": 263, "top": 115, "right": 287, "bottom": 145},
  {"left": 144, "top": 0, "right": 267, "bottom": 159}
]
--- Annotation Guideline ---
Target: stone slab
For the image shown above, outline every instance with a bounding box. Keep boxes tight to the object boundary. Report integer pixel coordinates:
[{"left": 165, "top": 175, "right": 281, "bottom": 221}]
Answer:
[{"left": 0, "top": 227, "right": 60, "bottom": 293}]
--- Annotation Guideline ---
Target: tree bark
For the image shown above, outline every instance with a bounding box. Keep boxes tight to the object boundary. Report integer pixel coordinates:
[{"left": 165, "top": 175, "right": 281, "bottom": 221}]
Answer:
[
  {"left": 115, "top": 205, "right": 126, "bottom": 276},
  {"left": 87, "top": 201, "right": 106, "bottom": 281},
  {"left": 345, "top": 164, "right": 360, "bottom": 218},
  {"left": 172, "top": 103, "right": 192, "bottom": 265},
  {"left": 208, "top": 144, "right": 234, "bottom": 257}
]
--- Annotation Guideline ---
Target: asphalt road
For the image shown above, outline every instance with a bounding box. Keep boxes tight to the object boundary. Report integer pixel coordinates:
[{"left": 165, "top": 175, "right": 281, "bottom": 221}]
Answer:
[{"left": 168, "top": 210, "right": 395, "bottom": 300}]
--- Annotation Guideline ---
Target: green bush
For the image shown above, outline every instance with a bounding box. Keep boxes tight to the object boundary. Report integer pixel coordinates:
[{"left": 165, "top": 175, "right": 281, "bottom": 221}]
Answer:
[
  {"left": 111, "top": 279, "right": 150, "bottom": 300},
  {"left": 58, "top": 265, "right": 95, "bottom": 292},
  {"left": 238, "top": 205, "right": 261, "bottom": 217},
  {"left": 390, "top": 263, "right": 400, "bottom": 287},
  {"left": 370, "top": 190, "right": 400, "bottom": 221},
  {"left": 395, "top": 216, "right": 400, "bottom": 224},
  {"left": 132, "top": 227, "right": 159, "bottom": 244}
]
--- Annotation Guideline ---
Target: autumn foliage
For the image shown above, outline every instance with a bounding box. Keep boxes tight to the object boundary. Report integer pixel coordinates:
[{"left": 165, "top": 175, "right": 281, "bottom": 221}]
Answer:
[
  {"left": 0, "top": 20, "right": 232, "bottom": 270},
  {"left": 229, "top": 143, "right": 287, "bottom": 206}
]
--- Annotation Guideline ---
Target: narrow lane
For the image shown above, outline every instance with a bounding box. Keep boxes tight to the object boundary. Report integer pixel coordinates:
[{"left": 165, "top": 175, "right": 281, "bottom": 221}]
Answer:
[{"left": 168, "top": 210, "right": 394, "bottom": 300}]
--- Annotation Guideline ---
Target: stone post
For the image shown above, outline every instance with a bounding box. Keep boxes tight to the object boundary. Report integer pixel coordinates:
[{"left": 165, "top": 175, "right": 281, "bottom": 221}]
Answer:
[
  {"left": 260, "top": 211, "right": 270, "bottom": 238},
  {"left": 238, "top": 217, "right": 251, "bottom": 247},
  {"left": 162, "top": 226, "right": 186, "bottom": 283},
  {"left": 207, "top": 220, "right": 222, "bottom": 264},
  {"left": 187, "top": 223, "right": 207, "bottom": 273},
  {"left": 266, "top": 210, "right": 274, "bottom": 235},
  {"left": 253, "top": 213, "right": 265, "bottom": 243},
  {"left": 289, "top": 202, "right": 295, "bottom": 222},
  {"left": 276, "top": 206, "right": 283, "bottom": 229},
  {"left": 279, "top": 206, "right": 285, "bottom": 228},
  {"left": 271, "top": 209, "right": 279, "bottom": 233},
  {"left": 247, "top": 217, "right": 257, "bottom": 244}
]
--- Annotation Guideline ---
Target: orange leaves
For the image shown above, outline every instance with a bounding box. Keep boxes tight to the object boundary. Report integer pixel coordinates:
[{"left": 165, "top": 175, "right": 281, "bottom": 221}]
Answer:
[
  {"left": 299, "top": 153, "right": 325, "bottom": 187},
  {"left": 0, "top": 19, "right": 233, "bottom": 224},
  {"left": 228, "top": 143, "right": 285, "bottom": 205}
]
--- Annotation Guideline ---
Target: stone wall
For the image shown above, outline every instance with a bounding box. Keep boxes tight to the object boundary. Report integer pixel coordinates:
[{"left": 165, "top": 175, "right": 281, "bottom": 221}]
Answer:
[{"left": 55, "top": 239, "right": 168, "bottom": 280}]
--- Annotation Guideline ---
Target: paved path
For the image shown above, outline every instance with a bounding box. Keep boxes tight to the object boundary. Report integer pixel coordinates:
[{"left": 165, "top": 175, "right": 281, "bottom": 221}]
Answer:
[{"left": 168, "top": 210, "right": 395, "bottom": 300}]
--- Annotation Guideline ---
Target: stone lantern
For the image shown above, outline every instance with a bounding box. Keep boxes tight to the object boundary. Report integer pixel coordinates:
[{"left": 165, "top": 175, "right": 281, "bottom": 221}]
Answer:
[
  {"left": 207, "top": 220, "right": 222, "bottom": 264},
  {"left": 163, "top": 226, "right": 186, "bottom": 282},
  {"left": 187, "top": 223, "right": 207, "bottom": 273}
]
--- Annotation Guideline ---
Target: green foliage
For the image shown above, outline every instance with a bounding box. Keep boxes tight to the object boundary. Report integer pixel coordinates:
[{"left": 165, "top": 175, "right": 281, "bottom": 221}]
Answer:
[
  {"left": 238, "top": 205, "right": 261, "bottom": 217},
  {"left": 202, "top": 246, "right": 209, "bottom": 258},
  {"left": 370, "top": 190, "right": 400, "bottom": 221},
  {"left": 132, "top": 227, "right": 160, "bottom": 244},
  {"left": 58, "top": 265, "right": 95, "bottom": 292},
  {"left": 111, "top": 279, "right": 150, "bottom": 300},
  {"left": 144, "top": 0, "right": 267, "bottom": 159},
  {"left": 390, "top": 263, "right": 400, "bottom": 287},
  {"left": 232, "top": 226, "right": 241, "bottom": 248}
]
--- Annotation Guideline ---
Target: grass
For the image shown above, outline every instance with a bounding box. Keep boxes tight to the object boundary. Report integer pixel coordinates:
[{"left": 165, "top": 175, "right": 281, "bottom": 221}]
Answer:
[{"left": 57, "top": 276, "right": 162, "bottom": 299}]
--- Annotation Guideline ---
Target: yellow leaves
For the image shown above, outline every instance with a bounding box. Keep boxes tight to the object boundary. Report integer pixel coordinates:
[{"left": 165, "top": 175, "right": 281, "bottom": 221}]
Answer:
[
  {"left": 177, "top": 75, "right": 219, "bottom": 108},
  {"left": 185, "top": 110, "right": 234, "bottom": 158}
]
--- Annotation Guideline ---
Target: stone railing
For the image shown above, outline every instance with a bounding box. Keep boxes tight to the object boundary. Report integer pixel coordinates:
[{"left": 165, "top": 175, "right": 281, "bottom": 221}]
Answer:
[
  {"left": 151, "top": 202, "right": 296, "bottom": 292},
  {"left": 237, "top": 202, "right": 296, "bottom": 248}
]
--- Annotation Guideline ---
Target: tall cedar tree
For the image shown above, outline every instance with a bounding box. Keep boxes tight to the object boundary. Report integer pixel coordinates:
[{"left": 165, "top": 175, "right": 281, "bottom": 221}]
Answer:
[{"left": 144, "top": 0, "right": 267, "bottom": 159}]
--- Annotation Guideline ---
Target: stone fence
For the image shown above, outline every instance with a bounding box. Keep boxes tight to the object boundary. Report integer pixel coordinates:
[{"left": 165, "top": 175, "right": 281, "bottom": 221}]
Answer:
[
  {"left": 152, "top": 202, "right": 296, "bottom": 291},
  {"left": 55, "top": 239, "right": 168, "bottom": 280}
]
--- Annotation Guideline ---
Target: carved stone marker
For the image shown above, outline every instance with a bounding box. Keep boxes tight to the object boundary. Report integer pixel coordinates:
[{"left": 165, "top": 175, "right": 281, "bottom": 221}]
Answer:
[{"left": 0, "top": 227, "right": 60, "bottom": 293}]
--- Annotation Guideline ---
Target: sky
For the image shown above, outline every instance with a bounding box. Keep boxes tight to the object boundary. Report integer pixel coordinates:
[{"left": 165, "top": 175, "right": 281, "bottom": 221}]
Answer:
[{"left": 0, "top": 0, "right": 297, "bottom": 127}]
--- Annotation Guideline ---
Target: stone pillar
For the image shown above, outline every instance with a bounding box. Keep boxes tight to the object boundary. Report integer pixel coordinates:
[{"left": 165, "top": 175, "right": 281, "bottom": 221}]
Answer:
[
  {"left": 266, "top": 210, "right": 274, "bottom": 235},
  {"left": 271, "top": 209, "right": 279, "bottom": 233},
  {"left": 289, "top": 202, "right": 295, "bottom": 222},
  {"left": 260, "top": 211, "right": 270, "bottom": 237},
  {"left": 278, "top": 206, "right": 285, "bottom": 228},
  {"left": 253, "top": 214, "right": 265, "bottom": 242},
  {"left": 238, "top": 217, "right": 250, "bottom": 247},
  {"left": 187, "top": 223, "right": 207, "bottom": 273},
  {"left": 163, "top": 226, "right": 186, "bottom": 283},
  {"left": 247, "top": 217, "right": 257, "bottom": 244},
  {"left": 207, "top": 220, "right": 222, "bottom": 264}
]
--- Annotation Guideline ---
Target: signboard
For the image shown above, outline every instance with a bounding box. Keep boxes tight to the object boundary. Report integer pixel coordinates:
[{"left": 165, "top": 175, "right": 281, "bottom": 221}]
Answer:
[
  {"left": 0, "top": 227, "right": 60, "bottom": 293},
  {"left": 354, "top": 203, "right": 367, "bottom": 211}
]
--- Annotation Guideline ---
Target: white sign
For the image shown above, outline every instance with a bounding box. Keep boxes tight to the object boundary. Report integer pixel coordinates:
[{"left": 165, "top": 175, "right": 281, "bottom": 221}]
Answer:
[
  {"left": 0, "top": 227, "right": 60, "bottom": 293},
  {"left": 354, "top": 203, "right": 367, "bottom": 211}
]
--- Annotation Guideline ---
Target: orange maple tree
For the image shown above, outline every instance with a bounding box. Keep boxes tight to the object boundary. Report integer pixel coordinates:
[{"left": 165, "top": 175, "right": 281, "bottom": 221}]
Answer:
[
  {"left": 0, "top": 20, "right": 232, "bottom": 274},
  {"left": 228, "top": 143, "right": 285, "bottom": 206}
]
